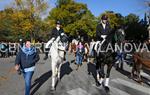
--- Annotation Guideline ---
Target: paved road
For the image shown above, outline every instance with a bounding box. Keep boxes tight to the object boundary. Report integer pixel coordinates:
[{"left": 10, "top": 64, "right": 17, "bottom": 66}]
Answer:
[{"left": 0, "top": 53, "right": 150, "bottom": 95}]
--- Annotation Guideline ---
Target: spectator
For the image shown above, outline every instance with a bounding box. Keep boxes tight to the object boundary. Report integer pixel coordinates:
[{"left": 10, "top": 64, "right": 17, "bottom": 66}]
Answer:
[{"left": 15, "top": 39, "right": 39, "bottom": 95}]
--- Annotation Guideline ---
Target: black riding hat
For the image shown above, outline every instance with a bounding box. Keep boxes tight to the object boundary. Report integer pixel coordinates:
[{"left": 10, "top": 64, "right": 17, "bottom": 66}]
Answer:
[
  {"left": 101, "top": 15, "right": 108, "bottom": 20},
  {"left": 56, "top": 20, "right": 61, "bottom": 25}
]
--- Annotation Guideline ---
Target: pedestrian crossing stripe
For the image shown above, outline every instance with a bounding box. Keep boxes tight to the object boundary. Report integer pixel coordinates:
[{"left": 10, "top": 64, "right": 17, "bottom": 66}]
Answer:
[
  {"left": 111, "top": 78, "right": 150, "bottom": 95},
  {"left": 141, "top": 72, "right": 150, "bottom": 79},
  {"left": 66, "top": 77, "right": 150, "bottom": 95},
  {"left": 110, "top": 86, "right": 130, "bottom": 95},
  {"left": 92, "top": 83, "right": 130, "bottom": 95},
  {"left": 91, "top": 78, "right": 150, "bottom": 95},
  {"left": 67, "top": 88, "right": 91, "bottom": 95}
]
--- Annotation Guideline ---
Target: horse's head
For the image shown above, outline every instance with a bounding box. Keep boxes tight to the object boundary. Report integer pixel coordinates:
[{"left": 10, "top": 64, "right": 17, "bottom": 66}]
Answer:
[{"left": 51, "top": 35, "right": 68, "bottom": 58}]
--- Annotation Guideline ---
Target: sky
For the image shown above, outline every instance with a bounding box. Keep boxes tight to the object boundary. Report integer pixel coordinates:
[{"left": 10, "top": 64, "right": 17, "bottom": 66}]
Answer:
[
  {"left": 0, "top": 0, "right": 149, "bottom": 19},
  {"left": 76, "top": 0, "right": 149, "bottom": 19}
]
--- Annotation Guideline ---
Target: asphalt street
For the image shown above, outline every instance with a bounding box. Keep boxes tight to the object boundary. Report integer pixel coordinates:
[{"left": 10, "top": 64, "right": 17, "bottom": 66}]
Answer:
[{"left": 0, "top": 53, "right": 150, "bottom": 95}]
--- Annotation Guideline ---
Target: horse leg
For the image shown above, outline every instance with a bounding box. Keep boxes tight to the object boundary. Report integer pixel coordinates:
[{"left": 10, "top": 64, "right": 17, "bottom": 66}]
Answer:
[
  {"left": 99, "top": 62, "right": 105, "bottom": 86},
  {"left": 131, "top": 61, "right": 136, "bottom": 79},
  {"left": 131, "top": 56, "right": 138, "bottom": 79},
  {"left": 96, "top": 57, "right": 102, "bottom": 86},
  {"left": 51, "top": 60, "right": 57, "bottom": 90},
  {"left": 86, "top": 53, "right": 90, "bottom": 63},
  {"left": 104, "top": 63, "right": 113, "bottom": 92},
  {"left": 137, "top": 63, "right": 142, "bottom": 83},
  {"left": 57, "top": 63, "right": 63, "bottom": 81}
]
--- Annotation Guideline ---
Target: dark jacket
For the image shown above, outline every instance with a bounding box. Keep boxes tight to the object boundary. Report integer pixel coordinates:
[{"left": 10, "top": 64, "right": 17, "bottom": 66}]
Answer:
[
  {"left": 96, "top": 22, "right": 111, "bottom": 41},
  {"left": 96, "top": 22, "right": 115, "bottom": 51},
  {"left": 50, "top": 27, "right": 69, "bottom": 43},
  {"left": 15, "top": 46, "right": 39, "bottom": 69},
  {"left": 50, "top": 28, "right": 64, "bottom": 39}
]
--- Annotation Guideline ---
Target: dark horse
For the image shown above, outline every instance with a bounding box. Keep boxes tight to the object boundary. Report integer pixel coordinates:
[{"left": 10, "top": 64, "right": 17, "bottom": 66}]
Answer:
[{"left": 93, "top": 30, "right": 116, "bottom": 92}]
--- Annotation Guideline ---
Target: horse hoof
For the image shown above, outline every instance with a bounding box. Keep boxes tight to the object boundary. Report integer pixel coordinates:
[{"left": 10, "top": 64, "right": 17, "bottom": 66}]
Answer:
[
  {"left": 96, "top": 82, "right": 101, "bottom": 87},
  {"left": 51, "top": 87, "right": 55, "bottom": 91},
  {"left": 58, "top": 78, "right": 61, "bottom": 82},
  {"left": 129, "top": 75, "right": 133, "bottom": 79},
  {"left": 105, "top": 86, "right": 110, "bottom": 93},
  {"left": 43, "top": 56, "right": 48, "bottom": 60}
]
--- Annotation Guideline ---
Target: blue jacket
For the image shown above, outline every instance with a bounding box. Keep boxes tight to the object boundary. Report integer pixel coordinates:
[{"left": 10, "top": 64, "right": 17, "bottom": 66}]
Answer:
[{"left": 15, "top": 46, "right": 39, "bottom": 69}]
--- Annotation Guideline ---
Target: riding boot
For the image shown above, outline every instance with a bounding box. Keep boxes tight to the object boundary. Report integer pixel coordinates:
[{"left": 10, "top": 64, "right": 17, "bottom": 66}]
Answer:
[
  {"left": 43, "top": 48, "right": 49, "bottom": 60},
  {"left": 120, "top": 61, "right": 124, "bottom": 70},
  {"left": 63, "top": 52, "right": 66, "bottom": 61}
]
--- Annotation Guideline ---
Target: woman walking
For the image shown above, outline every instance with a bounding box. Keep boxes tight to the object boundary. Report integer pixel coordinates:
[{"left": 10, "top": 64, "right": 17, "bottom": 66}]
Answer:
[
  {"left": 76, "top": 41, "right": 85, "bottom": 70},
  {"left": 15, "top": 40, "right": 39, "bottom": 95}
]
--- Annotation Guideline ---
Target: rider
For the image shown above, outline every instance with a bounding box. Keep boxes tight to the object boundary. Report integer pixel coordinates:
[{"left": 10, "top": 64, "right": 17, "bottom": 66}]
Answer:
[
  {"left": 43, "top": 20, "right": 66, "bottom": 60},
  {"left": 95, "top": 14, "right": 112, "bottom": 87}
]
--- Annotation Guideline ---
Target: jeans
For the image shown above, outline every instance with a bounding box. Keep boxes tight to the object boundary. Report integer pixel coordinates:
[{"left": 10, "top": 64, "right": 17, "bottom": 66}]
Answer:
[
  {"left": 116, "top": 51, "right": 124, "bottom": 62},
  {"left": 23, "top": 71, "right": 34, "bottom": 95},
  {"left": 76, "top": 54, "right": 83, "bottom": 64},
  {"left": 89, "top": 50, "right": 94, "bottom": 57}
]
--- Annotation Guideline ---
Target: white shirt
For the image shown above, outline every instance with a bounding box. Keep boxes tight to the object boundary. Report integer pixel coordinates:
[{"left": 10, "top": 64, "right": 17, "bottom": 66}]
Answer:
[
  {"left": 101, "top": 22, "right": 106, "bottom": 29},
  {"left": 56, "top": 27, "right": 60, "bottom": 31}
]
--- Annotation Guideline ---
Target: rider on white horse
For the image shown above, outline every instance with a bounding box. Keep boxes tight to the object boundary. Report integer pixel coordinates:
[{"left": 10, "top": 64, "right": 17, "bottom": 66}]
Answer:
[
  {"left": 50, "top": 36, "right": 67, "bottom": 90},
  {"left": 44, "top": 20, "right": 66, "bottom": 60}
]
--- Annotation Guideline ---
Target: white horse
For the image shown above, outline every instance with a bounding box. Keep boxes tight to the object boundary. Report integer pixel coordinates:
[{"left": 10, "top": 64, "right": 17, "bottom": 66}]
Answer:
[{"left": 47, "top": 36, "right": 68, "bottom": 90}]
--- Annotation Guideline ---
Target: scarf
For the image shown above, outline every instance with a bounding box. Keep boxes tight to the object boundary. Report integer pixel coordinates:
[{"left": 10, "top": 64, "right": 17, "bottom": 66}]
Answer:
[{"left": 21, "top": 45, "right": 36, "bottom": 55}]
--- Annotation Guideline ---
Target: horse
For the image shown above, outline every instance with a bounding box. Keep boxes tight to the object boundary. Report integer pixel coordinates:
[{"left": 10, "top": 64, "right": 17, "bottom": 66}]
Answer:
[
  {"left": 68, "top": 39, "right": 78, "bottom": 62},
  {"left": 131, "top": 49, "right": 150, "bottom": 83},
  {"left": 48, "top": 35, "right": 68, "bottom": 90},
  {"left": 114, "top": 27, "right": 126, "bottom": 70},
  {"left": 93, "top": 31, "right": 116, "bottom": 92},
  {"left": 83, "top": 42, "right": 90, "bottom": 62}
]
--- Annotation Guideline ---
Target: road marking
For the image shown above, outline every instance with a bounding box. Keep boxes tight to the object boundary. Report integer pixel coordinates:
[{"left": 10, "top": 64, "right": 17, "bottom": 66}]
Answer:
[
  {"left": 141, "top": 72, "right": 150, "bottom": 79},
  {"left": 111, "top": 78, "right": 150, "bottom": 95},
  {"left": 110, "top": 86, "right": 130, "bottom": 95},
  {"left": 67, "top": 88, "right": 91, "bottom": 95},
  {"left": 92, "top": 84, "right": 130, "bottom": 95}
]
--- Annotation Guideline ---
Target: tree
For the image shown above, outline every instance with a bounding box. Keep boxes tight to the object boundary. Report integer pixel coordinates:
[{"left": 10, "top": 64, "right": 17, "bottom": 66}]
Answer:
[
  {"left": 124, "top": 13, "right": 139, "bottom": 25},
  {"left": 12, "top": 0, "right": 49, "bottom": 41},
  {"left": 124, "top": 13, "right": 148, "bottom": 41},
  {"left": 47, "top": 0, "right": 96, "bottom": 40},
  {"left": 0, "top": 0, "right": 49, "bottom": 42},
  {"left": 0, "top": 8, "right": 16, "bottom": 41}
]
